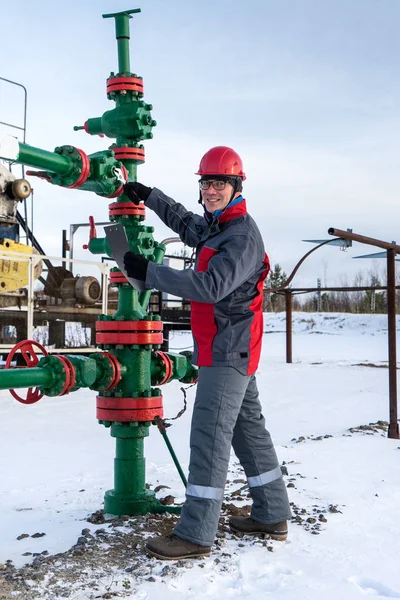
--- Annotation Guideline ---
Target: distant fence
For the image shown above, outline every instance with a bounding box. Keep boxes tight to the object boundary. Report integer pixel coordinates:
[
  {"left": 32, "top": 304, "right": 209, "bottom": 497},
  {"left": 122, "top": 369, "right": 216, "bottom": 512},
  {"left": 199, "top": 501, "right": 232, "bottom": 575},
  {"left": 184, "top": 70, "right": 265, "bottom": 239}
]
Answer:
[{"left": 266, "top": 286, "right": 400, "bottom": 363}]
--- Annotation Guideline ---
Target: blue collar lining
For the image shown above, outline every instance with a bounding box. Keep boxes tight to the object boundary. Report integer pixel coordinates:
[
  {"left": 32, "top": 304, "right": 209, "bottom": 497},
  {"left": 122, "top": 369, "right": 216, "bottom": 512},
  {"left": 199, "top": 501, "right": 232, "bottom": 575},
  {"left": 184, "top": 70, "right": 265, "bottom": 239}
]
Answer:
[{"left": 204, "top": 195, "right": 244, "bottom": 222}]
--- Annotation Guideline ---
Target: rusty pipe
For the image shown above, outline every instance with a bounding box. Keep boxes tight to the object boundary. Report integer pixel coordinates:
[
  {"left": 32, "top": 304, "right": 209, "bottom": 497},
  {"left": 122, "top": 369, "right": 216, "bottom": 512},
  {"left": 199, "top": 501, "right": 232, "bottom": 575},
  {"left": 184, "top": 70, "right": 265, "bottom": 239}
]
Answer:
[{"left": 328, "top": 228, "right": 400, "bottom": 254}]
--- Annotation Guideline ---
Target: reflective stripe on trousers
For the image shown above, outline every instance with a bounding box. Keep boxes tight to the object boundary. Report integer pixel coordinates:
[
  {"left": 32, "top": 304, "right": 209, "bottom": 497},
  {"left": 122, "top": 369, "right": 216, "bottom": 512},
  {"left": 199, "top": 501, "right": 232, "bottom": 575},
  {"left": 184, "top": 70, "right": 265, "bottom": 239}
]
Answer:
[{"left": 173, "top": 366, "right": 291, "bottom": 547}]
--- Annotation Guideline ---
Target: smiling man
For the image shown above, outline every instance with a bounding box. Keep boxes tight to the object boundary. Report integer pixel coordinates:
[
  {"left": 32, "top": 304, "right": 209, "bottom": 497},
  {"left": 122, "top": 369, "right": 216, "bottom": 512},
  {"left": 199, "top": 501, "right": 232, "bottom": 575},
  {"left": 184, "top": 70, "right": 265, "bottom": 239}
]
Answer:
[{"left": 123, "top": 146, "right": 291, "bottom": 560}]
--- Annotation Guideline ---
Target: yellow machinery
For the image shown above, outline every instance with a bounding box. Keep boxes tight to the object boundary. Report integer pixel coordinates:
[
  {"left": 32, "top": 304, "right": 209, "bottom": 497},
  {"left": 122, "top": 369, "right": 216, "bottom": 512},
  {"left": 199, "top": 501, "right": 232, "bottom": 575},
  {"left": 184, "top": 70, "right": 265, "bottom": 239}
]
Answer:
[{"left": 0, "top": 162, "right": 39, "bottom": 292}]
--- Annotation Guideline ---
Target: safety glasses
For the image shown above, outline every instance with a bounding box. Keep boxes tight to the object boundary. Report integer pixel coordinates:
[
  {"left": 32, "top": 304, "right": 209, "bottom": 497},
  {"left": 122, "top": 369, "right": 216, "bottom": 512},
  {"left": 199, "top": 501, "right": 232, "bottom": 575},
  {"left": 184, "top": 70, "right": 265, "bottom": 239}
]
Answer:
[{"left": 199, "top": 180, "right": 228, "bottom": 191}]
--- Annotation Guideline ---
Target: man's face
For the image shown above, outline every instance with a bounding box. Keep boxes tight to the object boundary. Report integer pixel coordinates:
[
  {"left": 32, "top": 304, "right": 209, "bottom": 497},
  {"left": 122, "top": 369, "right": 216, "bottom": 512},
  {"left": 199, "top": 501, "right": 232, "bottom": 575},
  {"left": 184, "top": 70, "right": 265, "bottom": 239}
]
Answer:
[{"left": 200, "top": 179, "right": 234, "bottom": 214}]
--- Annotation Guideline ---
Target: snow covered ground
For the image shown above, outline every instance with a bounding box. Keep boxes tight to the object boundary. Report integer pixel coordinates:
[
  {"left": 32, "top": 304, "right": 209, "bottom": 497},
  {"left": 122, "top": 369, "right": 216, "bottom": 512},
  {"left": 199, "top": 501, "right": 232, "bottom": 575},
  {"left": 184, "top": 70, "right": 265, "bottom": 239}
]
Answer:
[{"left": 1, "top": 312, "right": 399, "bottom": 599}]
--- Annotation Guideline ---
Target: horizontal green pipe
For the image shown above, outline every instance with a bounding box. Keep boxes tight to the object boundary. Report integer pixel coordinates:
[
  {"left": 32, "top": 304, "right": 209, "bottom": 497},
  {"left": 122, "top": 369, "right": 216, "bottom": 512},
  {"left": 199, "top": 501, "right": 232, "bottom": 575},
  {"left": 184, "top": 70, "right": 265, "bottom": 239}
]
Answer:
[
  {"left": 0, "top": 367, "right": 53, "bottom": 390},
  {"left": 89, "top": 237, "right": 110, "bottom": 255},
  {"left": 18, "top": 143, "right": 73, "bottom": 175}
]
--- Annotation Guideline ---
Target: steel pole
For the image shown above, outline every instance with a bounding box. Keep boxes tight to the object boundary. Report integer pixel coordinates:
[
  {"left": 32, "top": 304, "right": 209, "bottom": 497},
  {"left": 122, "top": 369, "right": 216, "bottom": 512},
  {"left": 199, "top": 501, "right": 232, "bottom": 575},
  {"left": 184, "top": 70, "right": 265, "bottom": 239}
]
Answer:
[
  {"left": 286, "top": 291, "right": 293, "bottom": 364},
  {"left": 386, "top": 249, "right": 400, "bottom": 439}
]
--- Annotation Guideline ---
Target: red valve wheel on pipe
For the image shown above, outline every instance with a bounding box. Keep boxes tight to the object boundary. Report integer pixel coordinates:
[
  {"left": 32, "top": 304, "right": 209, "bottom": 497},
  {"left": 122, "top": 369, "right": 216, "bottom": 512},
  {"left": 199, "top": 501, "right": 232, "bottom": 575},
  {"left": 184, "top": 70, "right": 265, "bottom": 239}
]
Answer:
[{"left": 5, "top": 340, "right": 48, "bottom": 404}]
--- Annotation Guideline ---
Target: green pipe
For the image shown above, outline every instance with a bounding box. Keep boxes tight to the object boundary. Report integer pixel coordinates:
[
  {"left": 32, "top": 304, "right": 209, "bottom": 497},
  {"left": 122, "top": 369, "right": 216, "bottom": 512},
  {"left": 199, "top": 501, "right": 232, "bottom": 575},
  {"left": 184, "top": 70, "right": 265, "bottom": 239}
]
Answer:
[
  {"left": 0, "top": 367, "right": 53, "bottom": 390},
  {"left": 114, "top": 435, "right": 145, "bottom": 495},
  {"left": 17, "top": 143, "right": 73, "bottom": 175},
  {"left": 124, "top": 161, "right": 137, "bottom": 183},
  {"left": 160, "top": 429, "right": 188, "bottom": 488},
  {"left": 103, "top": 9, "right": 141, "bottom": 75},
  {"left": 104, "top": 422, "right": 157, "bottom": 515},
  {"left": 114, "top": 285, "right": 145, "bottom": 320},
  {"left": 117, "top": 32, "right": 130, "bottom": 74},
  {"left": 89, "top": 237, "right": 110, "bottom": 256}
]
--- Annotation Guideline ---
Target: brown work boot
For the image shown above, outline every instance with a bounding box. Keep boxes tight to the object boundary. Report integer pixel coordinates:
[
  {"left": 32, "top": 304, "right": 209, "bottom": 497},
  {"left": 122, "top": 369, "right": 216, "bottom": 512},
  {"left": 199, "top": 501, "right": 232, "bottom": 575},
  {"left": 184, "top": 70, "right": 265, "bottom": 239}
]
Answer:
[
  {"left": 229, "top": 517, "right": 288, "bottom": 541},
  {"left": 145, "top": 534, "right": 212, "bottom": 560}
]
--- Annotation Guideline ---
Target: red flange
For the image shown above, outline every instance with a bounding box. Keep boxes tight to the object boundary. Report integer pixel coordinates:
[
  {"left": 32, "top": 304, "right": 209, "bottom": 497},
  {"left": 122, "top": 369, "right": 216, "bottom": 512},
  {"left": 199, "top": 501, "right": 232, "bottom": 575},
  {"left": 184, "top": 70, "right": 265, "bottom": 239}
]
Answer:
[
  {"left": 96, "top": 394, "right": 163, "bottom": 422},
  {"left": 106, "top": 76, "right": 144, "bottom": 95},
  {"left": 101, "top": 352, "right": 122, "bottom": 391},
  {"left": 109, "top": 271, "right": 128, "bottom": 285},
  {"left": 97, "top": 397, "right": 163, "bottom": 409},
  {"left": 155, "top": 351, "right": 173, "bottom": 385},
  {"left": 96, "top": 321, "right": 163, "bottom": 331},
  {"left": 96, "top": 332, "right": 163, "bottom": 345},
  {"left": 5, "top": 340, "right": 48, "bottom": 404},
  {"left": 53, "top": 355, "right": 76, "bottom": 396},
  {"left": 112, "top": 147, "right": 145, "bottom": 162},
  {"left": 109, "top": 201, "right": 146, "bottom": 217},
  {"left": 67, "top": 148, "right": 91, "bottom": 189},
  {"left": 96, "top": 321, "right": 163, "bottom": 346}
]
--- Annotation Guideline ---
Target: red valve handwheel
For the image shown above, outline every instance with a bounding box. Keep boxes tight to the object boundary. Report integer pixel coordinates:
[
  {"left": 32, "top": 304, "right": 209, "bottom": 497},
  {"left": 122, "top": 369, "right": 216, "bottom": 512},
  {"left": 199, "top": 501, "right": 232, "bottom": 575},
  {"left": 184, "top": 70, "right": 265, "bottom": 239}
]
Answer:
[{"left": 5, "top": 340, "right": 48, "bottom": 404}]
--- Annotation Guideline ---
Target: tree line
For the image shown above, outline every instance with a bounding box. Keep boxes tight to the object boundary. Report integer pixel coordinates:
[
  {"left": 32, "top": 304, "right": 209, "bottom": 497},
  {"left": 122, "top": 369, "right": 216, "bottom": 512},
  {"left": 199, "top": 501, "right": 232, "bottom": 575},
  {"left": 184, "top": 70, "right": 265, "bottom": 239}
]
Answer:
[{"left": 263, "top": 263, "right": 397, "bottom": 313}]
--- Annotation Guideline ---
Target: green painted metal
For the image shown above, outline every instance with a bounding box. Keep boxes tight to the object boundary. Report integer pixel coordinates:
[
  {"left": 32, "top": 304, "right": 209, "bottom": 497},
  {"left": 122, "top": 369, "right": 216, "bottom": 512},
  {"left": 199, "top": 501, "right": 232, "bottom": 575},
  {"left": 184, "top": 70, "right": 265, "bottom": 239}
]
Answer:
[
  {"left": 158, "top": 426, "right": 188, "bottom": 488},
  {"left": 151, "top": 351, "right": 197, "bottom": 386},
  {"left": 111, "top": 285, "right": 146, "bottom": 321},
  {"left": 82, "top": 103, "right": 155, "bottom": 141},
  {"left": 104, "top": 422, "right": 159, "bottom": 515},
  {"left": 17, "top": 143, "right": 73, "bottom": 175},
  {"left": 102, "top": 9, "right": 141, "bottom": 74},
  {"left": 88, "top": 237, "right": 110, "bottom": 256},
  {"left": 89, "top": 352, "right": 127, "bottom": 392},
  {"left": 65, "top": 355, "right": 98, "bottom": 389},
  {"left": 0, "top": 7, "right": 196, "bottom": 518},
  {"left": 0, "top": 365, "right": 53, "bottom": 389},
  {"left": 6, "top": 142, "right": 127, "bottom": 197}
]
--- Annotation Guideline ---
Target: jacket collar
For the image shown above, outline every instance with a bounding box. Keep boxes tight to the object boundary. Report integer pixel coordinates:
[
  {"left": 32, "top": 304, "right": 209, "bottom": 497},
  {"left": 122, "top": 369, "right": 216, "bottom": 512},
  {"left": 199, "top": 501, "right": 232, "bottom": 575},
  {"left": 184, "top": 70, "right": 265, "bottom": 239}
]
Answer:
[{"left": 203, "top": 195, "right": 247, "bottom": 224}]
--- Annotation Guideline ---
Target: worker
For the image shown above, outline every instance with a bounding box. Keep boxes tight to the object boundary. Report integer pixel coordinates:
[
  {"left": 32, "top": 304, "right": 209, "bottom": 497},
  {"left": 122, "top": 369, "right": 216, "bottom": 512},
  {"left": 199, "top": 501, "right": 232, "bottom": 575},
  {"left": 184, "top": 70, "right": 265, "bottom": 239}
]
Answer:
[{"left": 123, "top": 146, "right": 291, "bottom": 560}]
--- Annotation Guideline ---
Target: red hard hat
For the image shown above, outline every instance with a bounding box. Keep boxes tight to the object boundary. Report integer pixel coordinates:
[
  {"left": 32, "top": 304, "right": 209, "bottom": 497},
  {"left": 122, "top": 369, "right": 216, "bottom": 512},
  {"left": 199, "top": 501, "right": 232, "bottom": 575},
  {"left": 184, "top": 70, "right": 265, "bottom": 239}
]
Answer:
[{"left": 195, "top": 146, "right": 246, "bottom": 180}]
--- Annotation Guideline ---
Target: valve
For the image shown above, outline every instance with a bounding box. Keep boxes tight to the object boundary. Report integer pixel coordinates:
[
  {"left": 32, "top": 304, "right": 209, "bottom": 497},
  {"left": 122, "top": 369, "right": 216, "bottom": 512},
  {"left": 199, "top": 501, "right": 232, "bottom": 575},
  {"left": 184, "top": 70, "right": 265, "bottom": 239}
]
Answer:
[
  {"left": 73, "top": 123, "right": 105, "bottom": 138},
  {"left": 5, "top": 340, "right": 48, "bottom": 404},
  {"left": 26, "top": 170, "right": 51, "bottom": 182},
  {"left": 83, "top": 216, "right": 97, "bottom": 250}
]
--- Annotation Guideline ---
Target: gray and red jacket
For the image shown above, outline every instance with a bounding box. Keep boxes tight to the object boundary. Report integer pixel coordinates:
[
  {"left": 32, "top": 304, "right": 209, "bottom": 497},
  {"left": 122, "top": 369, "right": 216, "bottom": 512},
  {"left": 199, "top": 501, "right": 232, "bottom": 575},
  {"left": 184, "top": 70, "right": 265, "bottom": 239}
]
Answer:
[{"left": 145, "top": 187, "right": 270, "bottom": 375}]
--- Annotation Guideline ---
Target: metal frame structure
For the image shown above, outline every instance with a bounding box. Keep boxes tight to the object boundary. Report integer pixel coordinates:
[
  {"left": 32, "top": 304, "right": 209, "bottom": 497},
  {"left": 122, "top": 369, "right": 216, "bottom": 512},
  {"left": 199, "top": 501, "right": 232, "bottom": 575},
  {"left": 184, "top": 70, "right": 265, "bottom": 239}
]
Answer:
[
  {"left": 0, "top": 76, "right": 31, "bottom": 243},
  {"left": 0, "top": 249, "right": 110, "bottom": 344}
]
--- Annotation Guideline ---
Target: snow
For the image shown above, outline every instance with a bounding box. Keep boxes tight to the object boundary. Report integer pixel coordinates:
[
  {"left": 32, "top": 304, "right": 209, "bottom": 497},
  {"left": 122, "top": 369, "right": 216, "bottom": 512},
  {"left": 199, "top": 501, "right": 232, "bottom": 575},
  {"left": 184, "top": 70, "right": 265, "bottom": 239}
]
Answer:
[{"left": 1, "top": 311, "right": 400, "bottom": 599}]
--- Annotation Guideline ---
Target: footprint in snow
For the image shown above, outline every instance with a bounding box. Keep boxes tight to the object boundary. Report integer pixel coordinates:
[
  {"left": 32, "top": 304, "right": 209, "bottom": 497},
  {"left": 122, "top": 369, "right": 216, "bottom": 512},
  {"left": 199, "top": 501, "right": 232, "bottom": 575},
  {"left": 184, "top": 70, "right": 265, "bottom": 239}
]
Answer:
[{"left": 349, "top": 577, "right": 400, "bottom": 598}]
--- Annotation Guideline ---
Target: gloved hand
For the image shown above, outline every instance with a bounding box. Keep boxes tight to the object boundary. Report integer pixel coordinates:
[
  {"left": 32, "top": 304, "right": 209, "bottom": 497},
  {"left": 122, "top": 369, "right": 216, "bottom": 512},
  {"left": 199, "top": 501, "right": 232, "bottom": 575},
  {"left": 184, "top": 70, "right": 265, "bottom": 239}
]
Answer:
[
  {"left": 123, "top": 182, "right": 152, "bottom": 205},
  {"left": 123, "top": 251, "right": 149, "bottom": 281}
]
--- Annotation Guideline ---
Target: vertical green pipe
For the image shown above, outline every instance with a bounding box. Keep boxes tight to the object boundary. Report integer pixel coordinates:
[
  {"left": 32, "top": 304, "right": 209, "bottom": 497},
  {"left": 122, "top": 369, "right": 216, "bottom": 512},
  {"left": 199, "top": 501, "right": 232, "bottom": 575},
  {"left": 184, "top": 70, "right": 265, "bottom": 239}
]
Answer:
[
  {"left": 118, "top": 347, "right": 151, "bottom": 398},
  {"left": 105, "top": 422, "right": 156, "bottom": 515},
  {"left": 115, "top": 15, "right": 130, "bottom": 74},
  {"left": 124, "top": 161, "right": 137, "bottom": 183},
  {"left": 114, "top": 285, "right": 145, "bottom": 320},
  {"left": 114, "top": 435, "right": 145, "bottom": 495}
]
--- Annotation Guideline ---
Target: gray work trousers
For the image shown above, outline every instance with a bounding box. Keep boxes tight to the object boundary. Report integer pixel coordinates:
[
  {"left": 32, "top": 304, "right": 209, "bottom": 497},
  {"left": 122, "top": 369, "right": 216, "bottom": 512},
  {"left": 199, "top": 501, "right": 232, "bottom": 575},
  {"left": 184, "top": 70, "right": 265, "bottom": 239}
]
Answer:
[{"left": 173, "top": 366, "right": 292, "bottom": 546}]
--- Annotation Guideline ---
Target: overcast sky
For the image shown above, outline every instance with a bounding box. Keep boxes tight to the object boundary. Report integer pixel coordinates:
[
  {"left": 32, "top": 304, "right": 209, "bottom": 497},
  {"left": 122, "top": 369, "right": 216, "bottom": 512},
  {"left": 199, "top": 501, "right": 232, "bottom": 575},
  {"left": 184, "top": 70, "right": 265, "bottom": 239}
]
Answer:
[{"left": 1, "top": 0, "right": 400, "bottom": 286}]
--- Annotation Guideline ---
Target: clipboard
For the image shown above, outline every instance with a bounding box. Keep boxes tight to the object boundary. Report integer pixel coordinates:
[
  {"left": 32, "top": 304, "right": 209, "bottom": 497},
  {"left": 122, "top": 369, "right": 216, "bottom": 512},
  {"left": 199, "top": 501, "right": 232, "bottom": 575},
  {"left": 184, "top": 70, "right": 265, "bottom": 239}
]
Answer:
[{"left": 104, "top": 223, "right": 146, "bottom": 292}]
